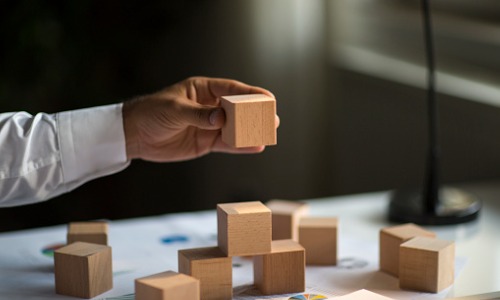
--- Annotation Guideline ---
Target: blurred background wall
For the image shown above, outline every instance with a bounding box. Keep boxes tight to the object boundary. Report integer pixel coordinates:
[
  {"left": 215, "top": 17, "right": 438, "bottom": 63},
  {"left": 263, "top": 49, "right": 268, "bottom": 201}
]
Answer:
[{"left": 1, "top": 0, "right": 500, "bottom": 232}]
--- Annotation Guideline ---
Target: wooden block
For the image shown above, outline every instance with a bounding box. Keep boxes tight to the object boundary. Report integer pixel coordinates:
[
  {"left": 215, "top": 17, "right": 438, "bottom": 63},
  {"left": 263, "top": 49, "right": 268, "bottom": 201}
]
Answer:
[
  {"left": 67, "top": 221, "right": 108, "bottom": 245},
  {"left": 135, "top": 270, "right": 200, "bottom": 300},
  {"left": 266, "top": 200, "right": 309, "bottom": 241},
  {"left": 178, "top": 247, "right": 232, "bottom": 300},
  {"left": 254, "top": 239, "right": 305, "bottom": 295},
  {"left": 336, "top": 289, "right": 395, "bottom": 299},
  {"left": 217, "top": 201, "right": 271, "bottom": 256},
  {"left": 298, "top": 217, "right": 338, "bottom": 265},
  {"left": 54, "top": 242, "right": 112, "bottom": 298},
  {"left": 379, "top": 223, "right": 436, "bottom": 277},
  {"left": 221, "top": 94, "right": 276, "bottom": 148},
  {"left": 399, "top": 236, "right": 455, "bottom": 293}
]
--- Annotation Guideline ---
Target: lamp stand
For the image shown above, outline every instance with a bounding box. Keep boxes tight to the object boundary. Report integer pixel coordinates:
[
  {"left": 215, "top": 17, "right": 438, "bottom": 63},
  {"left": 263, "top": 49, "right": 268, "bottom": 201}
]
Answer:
[
  {"left": 389, "top": 187, "right": 481, "bottom": 225},
  {"left": 388, "top": 0, "right": 481, "bottom": 225}
]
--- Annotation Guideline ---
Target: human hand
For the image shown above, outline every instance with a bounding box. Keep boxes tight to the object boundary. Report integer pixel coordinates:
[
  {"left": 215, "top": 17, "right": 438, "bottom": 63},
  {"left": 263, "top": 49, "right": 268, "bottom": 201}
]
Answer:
[{"left": 122, "top": 76, "right": 279, "bottom": 162}]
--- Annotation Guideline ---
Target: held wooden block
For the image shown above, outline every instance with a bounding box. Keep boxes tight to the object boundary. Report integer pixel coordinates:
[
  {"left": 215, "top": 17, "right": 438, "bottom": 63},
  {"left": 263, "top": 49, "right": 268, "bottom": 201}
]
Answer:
[
  {"left": 135, "top": 270, "right": 200, "bottom": 300},
  {"left": 254, "top": 239, "right": 305, "bottom": 295},
  {"left": 221, "top": 94, "right": 276, "bottom": 148},
  {"left": 267, "top": 200, "right": 309, "bottom": 241},
  {"left": 399, "top": 237, "right": 455, "bottom": 293},
  {"left": 67, "top": 221, "right": 108, "bottom": 245},
  {"left": 336, "top": 289, "right": 395, "bottom": 299},
  {"left": 379, "top": 223, "right": 436, "bottom": 277},
  {"left": 298, "top": 217, "right": 338, "bottom": 265},
  {"left": 178, "top": 247, "right": 232, "bottom": 300},
  {"left": 54, "top": 242, "right": 112, "bottom": 298},
  {"left": 217, "top": 201, "right": 272, "bottom": 256}
]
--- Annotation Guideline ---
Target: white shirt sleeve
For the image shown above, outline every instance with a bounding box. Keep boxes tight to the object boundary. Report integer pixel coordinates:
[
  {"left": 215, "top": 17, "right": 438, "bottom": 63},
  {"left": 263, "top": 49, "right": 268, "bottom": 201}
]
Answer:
[{"left": 0, "top": 103, "right": 130, "bottom": 207}]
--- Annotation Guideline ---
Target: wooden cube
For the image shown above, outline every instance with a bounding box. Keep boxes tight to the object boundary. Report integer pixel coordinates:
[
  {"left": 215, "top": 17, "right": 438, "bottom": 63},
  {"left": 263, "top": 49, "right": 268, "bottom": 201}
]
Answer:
[
  {"left": 217, "top": 201, "right": 272, "bottom": 256},
  {"left": 298, "top": 217, "right": 338, "bottom": 265},
  {"left": 379, "top": 223, "right": 436, "bottom": 277},
  {"left": 135, "top": 271, "right": 200, "bottom": 300},
  {"left": 336, "top": 289, "right": 395, "bottom": 299},
  {"left": 67, "top": 221, "right": 108, "bottom": 245},
  {"left": 254, "top": 239, "right": 305, "bottom": 295},
  {"left": 54, "top": 242, "right": 112, "bottom": 298},
  {"left": 221, "top": 94, "right": 276, "bottom": 148},
  {"left": 399, "top": 237, "right": 455, "bottom": 293},
  {"left": 267, "top": 200, "right": 309, "bottom": 241},
  {"left": 178, "top": 247, "right": 232, "bottom": 300}
]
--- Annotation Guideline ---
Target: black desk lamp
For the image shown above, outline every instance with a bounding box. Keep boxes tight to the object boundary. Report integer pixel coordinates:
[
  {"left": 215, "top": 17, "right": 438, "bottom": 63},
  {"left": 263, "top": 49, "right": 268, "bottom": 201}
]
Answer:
[{"left": 388, "top": 0, "right": 481, "bottom": 225}]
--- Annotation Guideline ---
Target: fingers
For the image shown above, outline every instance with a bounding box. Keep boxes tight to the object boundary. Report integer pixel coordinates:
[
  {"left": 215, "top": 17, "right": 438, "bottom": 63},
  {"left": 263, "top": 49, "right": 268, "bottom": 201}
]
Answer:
[
  {"left": 188, "top": 77, "right": 275, "bottom": 104},
  {"left": 180, "top": 77, "right": 278, "bottom": 131},
  {"left": 181, "top": 102, "right": 226, "bottom": 130},
  {"left": 208, "top": 78, "right": 274, "bottom": 98}
]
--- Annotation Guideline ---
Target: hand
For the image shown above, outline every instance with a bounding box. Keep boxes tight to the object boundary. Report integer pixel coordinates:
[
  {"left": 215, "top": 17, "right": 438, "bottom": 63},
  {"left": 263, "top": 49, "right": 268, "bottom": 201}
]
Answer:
[{"left": 122, "top": 76, "right": 279, "bottom": 162}]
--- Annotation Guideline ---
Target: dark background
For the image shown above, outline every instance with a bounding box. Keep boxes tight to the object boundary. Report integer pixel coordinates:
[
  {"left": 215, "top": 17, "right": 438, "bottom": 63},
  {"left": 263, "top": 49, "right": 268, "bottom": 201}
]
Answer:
[{"left": 2, "top": 1, "right": 500, "bottom": 232}]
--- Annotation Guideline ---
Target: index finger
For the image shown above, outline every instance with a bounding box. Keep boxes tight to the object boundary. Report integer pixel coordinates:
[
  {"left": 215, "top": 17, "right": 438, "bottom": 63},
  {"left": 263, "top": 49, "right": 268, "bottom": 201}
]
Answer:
[{"left": 191, "top": 77, "right": 275, "bottom": 105}]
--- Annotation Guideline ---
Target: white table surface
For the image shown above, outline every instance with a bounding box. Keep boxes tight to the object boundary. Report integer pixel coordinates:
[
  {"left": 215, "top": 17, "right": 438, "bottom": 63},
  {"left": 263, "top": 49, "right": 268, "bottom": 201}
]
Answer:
[
  {"left": 0, "top": 180, "right": 499, "bottom": 299},
  {"left": 303, "top": 180, "right": 500, "bottom": 298}
]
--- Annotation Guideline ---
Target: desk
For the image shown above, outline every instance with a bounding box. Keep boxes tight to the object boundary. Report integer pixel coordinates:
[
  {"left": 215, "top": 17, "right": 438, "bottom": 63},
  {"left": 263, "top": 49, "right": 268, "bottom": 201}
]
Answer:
[
  {"left": 306, "top": 180, "right": 500, "bottom": 298},
  {"left": 0, "top": 180, "right": 499, "bottom": 299}
]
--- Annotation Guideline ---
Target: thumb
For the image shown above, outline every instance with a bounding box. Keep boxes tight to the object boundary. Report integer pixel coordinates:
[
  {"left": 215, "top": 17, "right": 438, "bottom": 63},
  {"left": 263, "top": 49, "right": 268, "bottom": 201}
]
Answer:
[{"left": 182, "top": 103, "right": 225, "bottom": 130}]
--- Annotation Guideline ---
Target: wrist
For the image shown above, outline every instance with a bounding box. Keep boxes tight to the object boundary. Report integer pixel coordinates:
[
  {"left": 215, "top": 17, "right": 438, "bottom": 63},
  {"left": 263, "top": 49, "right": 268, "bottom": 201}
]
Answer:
[{"left": 122, "top": 99, "right": 141, "bottom": 160}]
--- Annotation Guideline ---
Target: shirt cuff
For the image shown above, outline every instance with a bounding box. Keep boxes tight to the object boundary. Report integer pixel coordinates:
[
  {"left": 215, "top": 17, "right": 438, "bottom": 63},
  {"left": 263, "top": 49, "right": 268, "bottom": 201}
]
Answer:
[{"left": 57, "top": 103, "right": 130, "bottom": 187}]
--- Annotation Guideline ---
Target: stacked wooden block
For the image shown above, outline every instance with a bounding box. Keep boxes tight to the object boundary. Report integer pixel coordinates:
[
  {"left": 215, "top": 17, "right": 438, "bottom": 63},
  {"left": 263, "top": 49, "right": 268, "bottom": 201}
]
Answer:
[
  {"left": 135, "top": 271, "right": 200, "bottom": 300},
  {"left": 217, "top": 201, "right": 305, "bottom": 295},
  {"left": 253, "top": 239, "right": 305, "bottom": 295},
  {"left": 267, "top": 200, "right": 309, "bottom": 241},
  {"left": 54, "top": 221, "right": 113, "bottom": 298},
  {"left": 217, "top": 201, "right": 272, "bottom": 257},
  {"left": 178, "top": 247, "right": 232, "bottom": 300},
  {"left": 267, "top": 200, "right": 338, "bottom": 266},
  {"left": 201, "top": 201, "right": 304, "bottom": 297},
  {"left": 379, "top": 223, "right": 455, "bottom": 293},
  {"left": 134, "top": 200, "right": 310, "bottom": 300},
  {"left": 299, "top": 217, "right": 338, "bottom": 266},
  {"left": 67, "top": 221, "right": 109, "bottom": 245}
]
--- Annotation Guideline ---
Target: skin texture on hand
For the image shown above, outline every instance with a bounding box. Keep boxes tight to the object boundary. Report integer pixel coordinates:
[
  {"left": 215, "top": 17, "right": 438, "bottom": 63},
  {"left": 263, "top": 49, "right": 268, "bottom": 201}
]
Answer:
[{"left": 122, "top": 77, "right": 279, "bottom": 162}]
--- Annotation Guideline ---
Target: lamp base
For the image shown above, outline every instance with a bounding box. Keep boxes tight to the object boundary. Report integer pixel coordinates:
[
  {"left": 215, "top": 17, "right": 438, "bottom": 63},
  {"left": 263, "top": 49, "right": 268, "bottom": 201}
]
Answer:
[{"left": 389, "top": 187, "right": 481, "bottom": 225}]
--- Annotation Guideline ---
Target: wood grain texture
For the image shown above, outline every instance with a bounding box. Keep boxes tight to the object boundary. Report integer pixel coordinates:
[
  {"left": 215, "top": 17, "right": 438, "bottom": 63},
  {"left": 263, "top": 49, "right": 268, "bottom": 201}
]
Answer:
[
  {"left": 67, "top": 221, "right": 108, "bottom": 245},
  {"left": 135, "top": 270, "right": 200, "bottom": 300},
  {"left": 54, "top": 242, "right": 112, "bottom": 298},
  {"left": 178, "top": 247, "right": 232, "bottom": 300},
  {"left": 399, "top": 237, "right": 455, "bottom": 293},
  {"left": 217, "top": 201, "right": 272, "bottom": 256},
  {"left": 267, "top": 200, "right": 309, "bottom": 241},
  {"left": 379, "top": 223, "right": 436, "bottom": 277},
  {"left": 221, "top": 94, "right": 276, "bottom": 148},
  {"left": 298, "top": 217, "right": 338, "bottom": 265},
  {"left": 254, "top": 239, "right": 305, "bottom": 295}
]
